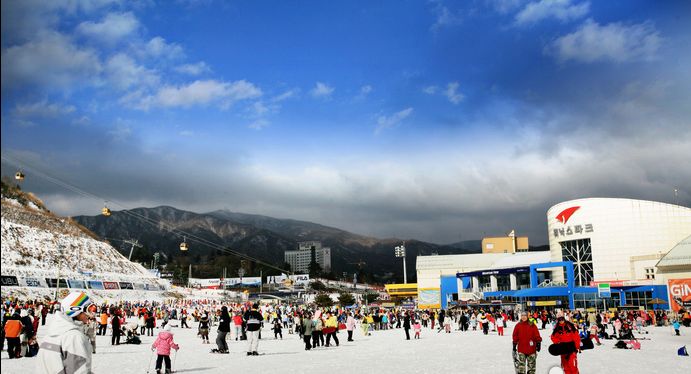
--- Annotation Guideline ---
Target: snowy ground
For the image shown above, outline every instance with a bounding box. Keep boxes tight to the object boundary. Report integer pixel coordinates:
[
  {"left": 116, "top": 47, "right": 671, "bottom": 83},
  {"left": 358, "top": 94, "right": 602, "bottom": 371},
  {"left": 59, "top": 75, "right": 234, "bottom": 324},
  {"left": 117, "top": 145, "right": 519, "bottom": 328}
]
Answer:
[{"left": 2, "top": 315, "right": 690, "bottom": 374}]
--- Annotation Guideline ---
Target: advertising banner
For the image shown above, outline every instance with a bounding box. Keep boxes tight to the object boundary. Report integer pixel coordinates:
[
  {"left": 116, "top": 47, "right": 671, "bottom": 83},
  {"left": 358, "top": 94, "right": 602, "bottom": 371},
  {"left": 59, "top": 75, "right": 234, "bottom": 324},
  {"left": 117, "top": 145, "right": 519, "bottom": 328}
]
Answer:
[
  {"left": 134, "top": 283, "right": 146, "bottom": 290},
  {"left": 88, "top": 281, "right": 104, "bottom": 290},
  {"left": 119, "top": 282, "right": 134, "bottom": 290},
  {"left": 45, "top": 278, "right": 69, "bottom": 288},
  {"left": 1, "top": 276, "right": 19, "bottom": 286},
  {"left": 267, "top": 274, "right": 309, "bottom": 286},
  {"left": 418, "top": 288, "right": 441, "bottom": 309},
  {"left": 188, "top": 278, "right": 222, "bottom": 289},
  {"left": 68, "top": 280, "right": 87, "bottom": 289},
  {"left": 223, "top": 277, "right": 262, "bottom": 287},
  {"left": 668, "top": 278, "right": 691, "bottom": 312},
  {"left": 23, "top": 277, "right": 45, "bottom": 288},
  {"left": 103, "top": 281, "right": 120, "bottom": 290}
]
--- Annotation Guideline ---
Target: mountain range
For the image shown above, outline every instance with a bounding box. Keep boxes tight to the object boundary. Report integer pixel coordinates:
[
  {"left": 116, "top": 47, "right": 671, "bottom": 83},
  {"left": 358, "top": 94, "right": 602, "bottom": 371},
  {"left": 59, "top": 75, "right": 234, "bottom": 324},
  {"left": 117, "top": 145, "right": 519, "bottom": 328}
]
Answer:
[{"left": 74, "top": 206, "right": 483, "bottom": 283}]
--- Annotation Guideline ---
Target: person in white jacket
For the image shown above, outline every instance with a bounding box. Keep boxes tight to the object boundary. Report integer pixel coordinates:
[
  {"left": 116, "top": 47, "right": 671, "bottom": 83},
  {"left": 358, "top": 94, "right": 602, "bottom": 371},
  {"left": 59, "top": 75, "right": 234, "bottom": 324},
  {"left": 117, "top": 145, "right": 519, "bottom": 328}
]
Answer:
[{"left": 37, "top": 291, "right": 94, "bottom": 374}]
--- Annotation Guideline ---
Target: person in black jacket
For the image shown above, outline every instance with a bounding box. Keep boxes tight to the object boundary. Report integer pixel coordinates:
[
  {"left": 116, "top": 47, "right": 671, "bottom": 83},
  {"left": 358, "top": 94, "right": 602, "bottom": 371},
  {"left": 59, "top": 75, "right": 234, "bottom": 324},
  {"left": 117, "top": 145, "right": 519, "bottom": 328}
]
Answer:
[
  {"left": 111, "top": 311, "right": 122, "bottom": 345},
  {"left": 244, "top": 304, "right": 263, "bottom": 356},
  {"left": 216, "top": 306, "right": 231, "bottom": 353},
  {"left": 403, "top": 312, "right": 411, "bottom": 340}
]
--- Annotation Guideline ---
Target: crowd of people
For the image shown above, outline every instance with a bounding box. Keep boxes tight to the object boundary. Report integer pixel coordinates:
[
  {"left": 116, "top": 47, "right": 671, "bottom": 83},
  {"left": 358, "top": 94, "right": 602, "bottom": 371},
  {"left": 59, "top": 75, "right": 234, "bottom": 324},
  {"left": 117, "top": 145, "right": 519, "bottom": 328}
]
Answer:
[{"left": 2, "top": 293, "right": 689, "bottom": 374}]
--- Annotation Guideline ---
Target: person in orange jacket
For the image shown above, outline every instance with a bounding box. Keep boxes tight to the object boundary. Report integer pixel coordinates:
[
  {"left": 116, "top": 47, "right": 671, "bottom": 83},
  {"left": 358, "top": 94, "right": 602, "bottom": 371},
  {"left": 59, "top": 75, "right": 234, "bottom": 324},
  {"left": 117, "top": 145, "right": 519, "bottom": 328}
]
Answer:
[
  {"left": 99, "top": 311, "right": 108, "bottom": 335},
  {"left": 4, "top": 312, "right": 23, "bottom": 359},
  {"left": 551, "top": 314, "right": 581, "bottom": 374}
]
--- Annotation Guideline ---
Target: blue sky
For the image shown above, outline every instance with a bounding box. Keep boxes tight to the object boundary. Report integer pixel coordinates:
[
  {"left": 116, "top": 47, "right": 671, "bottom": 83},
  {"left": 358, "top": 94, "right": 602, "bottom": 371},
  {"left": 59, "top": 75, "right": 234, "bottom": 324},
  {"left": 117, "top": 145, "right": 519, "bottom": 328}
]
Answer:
[{"left": 2, "top": 0, "right": 690, "bottom": 244}]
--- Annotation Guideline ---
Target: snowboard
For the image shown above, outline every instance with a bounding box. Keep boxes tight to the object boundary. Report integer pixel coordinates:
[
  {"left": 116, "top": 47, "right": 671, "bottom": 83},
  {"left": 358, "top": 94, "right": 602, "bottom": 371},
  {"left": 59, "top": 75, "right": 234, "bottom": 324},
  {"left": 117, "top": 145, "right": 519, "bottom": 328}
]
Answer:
[
  {"left": 210, "top": 349, "right": 229, "bottom": 354},
  {"left": 548, "top": 342, "right": 577, "bottom": 356},
  {"left": 512, "top": 350, "right": 519, "bottom": 370}
]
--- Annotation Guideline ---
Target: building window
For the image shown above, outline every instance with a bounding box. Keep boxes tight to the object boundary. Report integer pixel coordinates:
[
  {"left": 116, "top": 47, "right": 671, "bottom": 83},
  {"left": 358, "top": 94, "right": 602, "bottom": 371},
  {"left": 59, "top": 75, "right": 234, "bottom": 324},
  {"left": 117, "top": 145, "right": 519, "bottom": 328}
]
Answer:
[
  {"left": 645, "top": 268, "right": 655, "bottom": 280},
  {"left": 560, "top": 238, "right": 593, "bottom": 287}
]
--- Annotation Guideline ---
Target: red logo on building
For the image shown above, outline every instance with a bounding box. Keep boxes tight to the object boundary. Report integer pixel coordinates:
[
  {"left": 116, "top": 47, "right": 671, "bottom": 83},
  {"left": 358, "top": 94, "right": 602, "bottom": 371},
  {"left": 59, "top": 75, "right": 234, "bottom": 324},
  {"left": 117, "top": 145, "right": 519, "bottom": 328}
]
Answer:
[{"left": 556, "top": 206, "right": 580, "bottom": 224}]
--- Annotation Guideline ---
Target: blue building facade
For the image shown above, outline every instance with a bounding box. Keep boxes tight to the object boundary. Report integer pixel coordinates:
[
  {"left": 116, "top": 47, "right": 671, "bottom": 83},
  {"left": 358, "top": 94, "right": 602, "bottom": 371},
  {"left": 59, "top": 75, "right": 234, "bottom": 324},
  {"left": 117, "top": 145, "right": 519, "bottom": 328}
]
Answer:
[{"left": 445, "top": 261, "right": 669, "bottom": 310}]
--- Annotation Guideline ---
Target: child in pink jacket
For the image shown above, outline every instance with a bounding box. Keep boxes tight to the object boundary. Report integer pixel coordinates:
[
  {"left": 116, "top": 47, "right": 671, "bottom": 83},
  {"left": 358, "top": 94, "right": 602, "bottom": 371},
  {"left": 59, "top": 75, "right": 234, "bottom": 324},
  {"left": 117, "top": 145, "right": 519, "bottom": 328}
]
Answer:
[
  {"left": 413, "top": 321, "right": 422, "bottom": 339},
  {"left": 152, "top": 324, "right": 179, "bottom": 374}
]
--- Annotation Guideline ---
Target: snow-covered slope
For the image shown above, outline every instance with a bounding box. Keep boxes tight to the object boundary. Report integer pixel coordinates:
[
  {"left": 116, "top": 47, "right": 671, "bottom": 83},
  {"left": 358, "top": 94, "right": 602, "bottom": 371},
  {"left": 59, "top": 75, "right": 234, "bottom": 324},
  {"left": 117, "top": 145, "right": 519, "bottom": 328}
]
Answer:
[{"left": 1, "top": 196, "right": 167, "bottom": 300}]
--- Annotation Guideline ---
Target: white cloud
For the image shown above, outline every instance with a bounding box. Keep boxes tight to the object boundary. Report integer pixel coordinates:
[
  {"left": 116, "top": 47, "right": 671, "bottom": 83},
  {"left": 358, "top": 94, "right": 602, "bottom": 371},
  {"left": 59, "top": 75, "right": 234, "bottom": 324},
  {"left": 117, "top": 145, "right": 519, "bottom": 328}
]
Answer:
[
  {"left": 422, "top": 85, "right": 438, "bottom": 94},
  {"left": 144, "top": 36, "right": 184, "bottom": 59},
  {"left": 249, "top": 119, "right": 269, "bottom": 130},
  {"left": 360, "top": 85, "right": 373, "bottom": 95},
  {"left": 179, "top": 130, "right": 194, "bottom": 137},
  {"left": 271, "top": 89, "right": 298, "bottom": 102},
  {"left": 134, "top": 79, "right": 262, "bottom": 109},
  {"left": 376, "top": 107, "right": 414, "bottom": 134},
  {"left": 431, "top": 5, "right": 463, "bottom": 31},
  {"left": 174, "top": 61, "right": 211, "bottom": 75},
  {"left": 310, "top": 82, "right": 334, "bottom": 98},
  {"left": 251, "top": 101, "right": 269, "bottom": 116},
  {"left": 105, "top": 53, "right": 159, "bottom": 90},
  {"left": 515, "top": 0, "right": 589, "bottom": 26},
  {"left": 76, "top": 12, "right": 139, "bottom": 44},
  {"left": 547, "top": 19, "right": 662, "bottom": 63},
  {"left": 1, "top": 32, "right": 101, "bottom": 90},
  {"left": 13, "top": 100, "right": 76, "bottom": 118},
  {"left": 445, "top": 82, "right": 464, "bottom": 104}
]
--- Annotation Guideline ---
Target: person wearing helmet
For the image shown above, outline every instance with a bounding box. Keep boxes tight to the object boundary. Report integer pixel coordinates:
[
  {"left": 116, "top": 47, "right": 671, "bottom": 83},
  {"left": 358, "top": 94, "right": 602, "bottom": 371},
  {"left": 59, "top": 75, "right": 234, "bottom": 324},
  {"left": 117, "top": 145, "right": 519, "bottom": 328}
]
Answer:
[{"left": 37, "top": 291, "right": 94, "bottom": 374}]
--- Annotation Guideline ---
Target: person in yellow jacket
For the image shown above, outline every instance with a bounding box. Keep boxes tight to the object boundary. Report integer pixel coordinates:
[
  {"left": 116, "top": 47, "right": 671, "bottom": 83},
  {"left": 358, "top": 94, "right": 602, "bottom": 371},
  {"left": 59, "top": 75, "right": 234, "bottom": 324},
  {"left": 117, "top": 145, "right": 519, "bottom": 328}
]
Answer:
[
  {"left": 361, "top": 314, "right": 371, "bottom": 336},
  {"left": 323, "top": 312, "right": 339, "bottom": 347}
]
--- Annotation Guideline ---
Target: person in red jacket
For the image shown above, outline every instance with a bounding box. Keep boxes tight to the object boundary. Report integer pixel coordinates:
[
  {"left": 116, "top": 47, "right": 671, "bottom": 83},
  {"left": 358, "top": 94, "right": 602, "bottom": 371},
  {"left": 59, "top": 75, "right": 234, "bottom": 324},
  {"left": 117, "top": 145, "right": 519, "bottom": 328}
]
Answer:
[
  {"left": 551, "top": 315, "right": 581, "bottom": 374},
  {"left": 512, "top": 311, "right": 542, "bottom": 374}
]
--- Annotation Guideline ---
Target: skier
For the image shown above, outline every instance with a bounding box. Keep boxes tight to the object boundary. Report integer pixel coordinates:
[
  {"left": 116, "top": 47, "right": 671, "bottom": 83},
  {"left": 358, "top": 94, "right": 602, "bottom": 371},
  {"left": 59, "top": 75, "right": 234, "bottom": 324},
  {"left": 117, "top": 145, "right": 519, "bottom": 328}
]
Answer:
[
  {"left": 413, "top": 320, "right": 422, "bottom": 339},
  {"left": 244, "top": 303, "right": 263, "bottom": 356},
  {"left": 152, "top": 324, "right": 179, "bottom": 374},
  {"left": 37, "top": 291, "right": 94, "bottom": 374},
  {"left": 512, "top": 311, "right": 541, "bottom": 374}
]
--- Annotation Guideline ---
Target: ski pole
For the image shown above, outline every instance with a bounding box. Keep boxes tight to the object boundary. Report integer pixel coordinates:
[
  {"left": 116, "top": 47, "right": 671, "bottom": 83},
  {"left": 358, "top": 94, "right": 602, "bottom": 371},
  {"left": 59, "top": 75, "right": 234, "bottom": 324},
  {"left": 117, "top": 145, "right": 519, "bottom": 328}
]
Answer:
[
  {"left": 146, "top": 349, "right": 154, "bottom": 374},
  {"left": 172, "top": 349, "right": 178, "bottom": 373}
]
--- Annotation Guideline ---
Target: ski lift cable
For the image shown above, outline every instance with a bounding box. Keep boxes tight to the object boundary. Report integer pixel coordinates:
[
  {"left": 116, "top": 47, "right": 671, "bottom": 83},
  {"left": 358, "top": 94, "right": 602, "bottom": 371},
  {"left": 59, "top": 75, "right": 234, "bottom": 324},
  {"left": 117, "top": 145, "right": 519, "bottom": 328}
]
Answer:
[{"left": 1, "top": 152, "right": 291, "bottom": 274}]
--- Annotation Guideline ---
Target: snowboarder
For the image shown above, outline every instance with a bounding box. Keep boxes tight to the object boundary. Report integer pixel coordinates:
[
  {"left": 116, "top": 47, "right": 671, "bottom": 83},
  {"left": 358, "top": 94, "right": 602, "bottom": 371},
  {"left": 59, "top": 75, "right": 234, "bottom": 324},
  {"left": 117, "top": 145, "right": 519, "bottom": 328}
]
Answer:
[{"left": 551, "top": 314, "right": 581, "bottom": 374}]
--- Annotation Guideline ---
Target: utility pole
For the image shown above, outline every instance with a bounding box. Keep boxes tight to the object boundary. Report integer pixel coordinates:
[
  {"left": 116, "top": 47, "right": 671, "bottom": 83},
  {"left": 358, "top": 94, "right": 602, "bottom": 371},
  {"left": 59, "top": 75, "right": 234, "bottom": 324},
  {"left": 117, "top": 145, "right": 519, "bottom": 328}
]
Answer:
[{"left": 260, "top": 269, "right": 263, "bottom": 293}]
